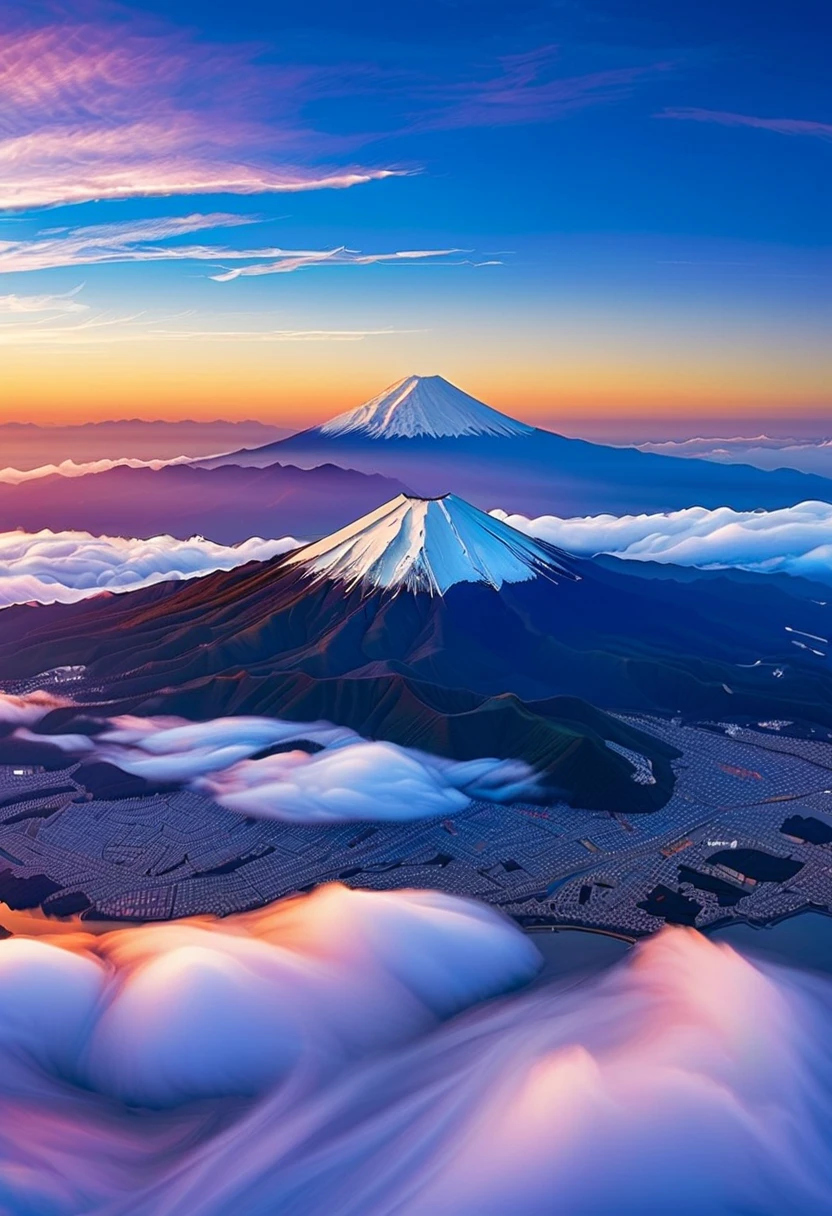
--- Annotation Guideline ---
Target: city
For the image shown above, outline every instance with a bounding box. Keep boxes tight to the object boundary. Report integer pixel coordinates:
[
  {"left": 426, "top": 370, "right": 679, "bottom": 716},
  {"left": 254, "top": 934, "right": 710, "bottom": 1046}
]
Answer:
[{"left": 4, "top": 715, "right": 832, "bottom": 940}]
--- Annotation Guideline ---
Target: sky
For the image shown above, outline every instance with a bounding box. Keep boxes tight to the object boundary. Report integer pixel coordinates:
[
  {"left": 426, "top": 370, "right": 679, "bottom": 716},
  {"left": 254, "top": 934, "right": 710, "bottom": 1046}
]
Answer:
[{"left": 0, "top": 0, "right": 829, "bottom": 438}]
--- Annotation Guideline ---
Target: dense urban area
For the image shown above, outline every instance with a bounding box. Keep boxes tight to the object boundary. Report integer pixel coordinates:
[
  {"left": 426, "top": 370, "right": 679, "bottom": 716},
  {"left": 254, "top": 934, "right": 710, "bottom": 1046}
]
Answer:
[{"left": 3, "top": 715, "right": 832, "bottom": 939}]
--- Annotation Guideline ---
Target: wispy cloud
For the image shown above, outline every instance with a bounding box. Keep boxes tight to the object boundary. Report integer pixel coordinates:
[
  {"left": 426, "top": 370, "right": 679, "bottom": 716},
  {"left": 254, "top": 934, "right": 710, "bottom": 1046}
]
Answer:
[
  {"left": 210, "top": 247, "right": 480, "bottom": 281},
  {"left": 0, "top": 321, "right": 424, "bottom": 347},
  {"left": 149, "top": 327, "right": 425, "bottom": 342},
  {"left": 659, "top": 107, "right": 832, "bottom": 141},
  {"left": 0, "top": 214, "right": 489, "bottom": 282},
  {"left": 0, "top": 213, "right": 260, "bottom": 273},
  {"left": 0, "top": 18, "right": 401, "bottom": 210},
  {"left": 413, "top": 46, "right": 670, "bottom": 130},
  {"left": 0, "top": 314, "right": 148, "bottom": 346},
  {"left": 0, "top": 285, "right": 87, "bottom": 313},
  {"left": 0, "top": 211, "right": 475, "bottom": 342},
  {"left": 0, "top": 12, "right": 671, "bottom": 212}
]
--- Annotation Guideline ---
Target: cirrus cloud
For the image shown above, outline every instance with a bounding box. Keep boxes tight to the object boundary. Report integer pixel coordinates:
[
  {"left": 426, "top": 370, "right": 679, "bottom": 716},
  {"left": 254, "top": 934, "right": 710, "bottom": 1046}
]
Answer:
[
  {"left": 0, "top": 213, "right": 479, "bottom": 284},
  {"left": 0, "top": 213, "right": 282, "bottom": 274},
  {"left": 659, "top": 107, "right": 832, "bottom": 141},
  {"left": 0, "top": 17, "right": 401, "bottom": 211},
  {"left": 0, "top": 285, "right": 87, "bottom": 314},
  {"left": 209, "top": 245, "right": 480, "bottom": 281},
  {"left": 419, "top": 47, "right": 671, "bottom": 130}
]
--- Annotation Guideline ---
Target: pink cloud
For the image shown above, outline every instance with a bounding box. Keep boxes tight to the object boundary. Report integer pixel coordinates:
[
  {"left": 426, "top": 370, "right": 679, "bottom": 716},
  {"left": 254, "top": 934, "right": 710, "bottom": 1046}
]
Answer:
[
  {"left": 659, "top": 107, "right": 832, "bottom": 140},
  {"left": 0, "top": 18, "right": 400, "bottom": 209},
  {"left": 0, "top": 25, "right": 183, "bottom": 116}
]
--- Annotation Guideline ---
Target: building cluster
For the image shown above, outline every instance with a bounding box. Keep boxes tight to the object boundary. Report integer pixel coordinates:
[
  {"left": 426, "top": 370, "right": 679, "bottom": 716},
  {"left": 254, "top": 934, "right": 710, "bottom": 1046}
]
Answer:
[{"left": 1, "top": 716, "right": 832, "bottom": 936}]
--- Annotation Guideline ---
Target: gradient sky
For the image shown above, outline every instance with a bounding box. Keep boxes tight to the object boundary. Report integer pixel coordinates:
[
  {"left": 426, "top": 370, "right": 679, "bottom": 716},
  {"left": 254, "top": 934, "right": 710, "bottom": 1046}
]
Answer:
[{"left": 0, "top": 0, "right": 829, "bottom": 438}]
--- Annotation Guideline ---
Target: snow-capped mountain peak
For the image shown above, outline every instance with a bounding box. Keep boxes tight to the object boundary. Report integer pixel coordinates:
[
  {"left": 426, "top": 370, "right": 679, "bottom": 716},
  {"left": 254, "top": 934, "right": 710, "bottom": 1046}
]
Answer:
[
  {"left": 285, "top": 493, "right": 578, "bottom": 595},
  {"left": 318, "top": 375, "right": 534, "bottom": 440}
]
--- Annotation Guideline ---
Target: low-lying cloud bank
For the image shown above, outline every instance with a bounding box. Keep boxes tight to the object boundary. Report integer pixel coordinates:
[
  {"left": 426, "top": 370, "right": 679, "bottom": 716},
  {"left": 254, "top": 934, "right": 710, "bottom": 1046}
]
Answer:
[
  {"left": 636, "top": 435, "right": 832, "bottom": 478},
  {"left": 0, "top": 885, "right": 540, "bottom": 1212},
  {"left": 7, "top": 498, "right": 832, "bottom": 610},
  {"left": 0, "top": 529, "right": 300, "bottom": 607},
  {"left": 2, "top": 905, "right": 832, "bottom": 1215},
  {"left": 493, "top": 500, "right": 832, "bottom": 583},
  {"left": 6, "top": 696, "right": 541, "bottom": 821},
  {"left": 0, "top": 456, "right": 194, "bottom": 486},
  {"left": 168, "top": 927, "right": 832, "bottom": 1216}
]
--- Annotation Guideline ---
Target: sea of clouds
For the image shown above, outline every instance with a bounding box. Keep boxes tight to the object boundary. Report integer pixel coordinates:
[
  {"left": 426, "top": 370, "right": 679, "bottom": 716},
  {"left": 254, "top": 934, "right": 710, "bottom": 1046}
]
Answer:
[
  {"left": 0, "top": 885, "right": 541, "bottom": 1213},
  {"left": 3, "top": 694, "right": 541, "bottom": 821},
  {"left": 3, "top": 500, "right": 832, "bottom": 610},
  {"left": 493, "top": 500, "right": 832, "bottom": 583},
  {"left": 1, "top": 896, "right": 831, "bottom": 1215},
  {"left": 0, "top": 528, "right": 300, "bottom": 607}
]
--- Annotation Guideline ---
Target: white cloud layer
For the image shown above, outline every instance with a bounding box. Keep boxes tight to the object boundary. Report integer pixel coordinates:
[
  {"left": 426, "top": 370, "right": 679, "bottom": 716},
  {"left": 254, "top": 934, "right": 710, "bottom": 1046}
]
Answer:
[
  {"left": 10, "top": 702, "right": 540, "bottom": 821},
  {"left": 493, "top": 500, "right": 832, "bottom": 583},
  {"left": 636, "top": 435, "right": 832, "bottom": 478},
  {"left": 0, "top": 456, "right": 194, "bottom": 485},
  {"left": 160, "top": 926, "right": 832, "bottom": 1216},
  {"left": 2, "top": 908, "right": 832, "bottom": 1215},
  {"left": 0, "top": 884, "right": 540, "bottom": 1212},
  {"left": 0, "top": 529, "right": 300, "bottom": 607},
  {"left": 199, "top": 740, "right": 537, "bottom": 821}
]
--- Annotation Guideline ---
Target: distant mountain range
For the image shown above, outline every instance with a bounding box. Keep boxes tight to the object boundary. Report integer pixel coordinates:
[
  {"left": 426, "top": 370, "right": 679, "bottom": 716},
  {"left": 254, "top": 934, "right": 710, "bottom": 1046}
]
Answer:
[
  {"left": 0, "top": 419, "right": 292, "bottom": 469},
  {"left": 5, "top": 378, "right": 829, "bottom": 545},
  {"left": 4, "top": 492, "right": 830, "bottom": 813},
  {"left": 200, "top": 375, "right": 832, "bottom": 516},
  {"left": 0, "top": 463, "right": 410, "bottom": 545}
]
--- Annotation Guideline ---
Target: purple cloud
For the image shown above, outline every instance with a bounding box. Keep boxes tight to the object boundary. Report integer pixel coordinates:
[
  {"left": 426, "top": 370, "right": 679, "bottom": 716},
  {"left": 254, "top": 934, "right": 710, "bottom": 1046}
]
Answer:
[
  {"left": 412, "top": 46, "right": 671, "bottom": 130},
  {"left": 659, "top": 107, "right": 832, "bottom": 141},
  {"left": 0, "top": 16, "right": 401, "bottom": 209}
]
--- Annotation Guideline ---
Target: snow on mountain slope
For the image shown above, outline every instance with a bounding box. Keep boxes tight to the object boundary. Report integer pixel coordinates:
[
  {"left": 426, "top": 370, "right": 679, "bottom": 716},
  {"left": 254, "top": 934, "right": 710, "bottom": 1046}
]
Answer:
[
  {"left": 318, "top": 375, "right": 534, "bottom": 440},
  {"left": 285, "top": 492, "right": 578, "bottom": 595}
]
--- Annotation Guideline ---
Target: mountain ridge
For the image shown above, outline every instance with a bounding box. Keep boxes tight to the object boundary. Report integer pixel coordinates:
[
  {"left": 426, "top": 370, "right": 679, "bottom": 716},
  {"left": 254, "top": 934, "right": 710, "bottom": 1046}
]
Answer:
[
  {"left": 0, "top": 463, "right": 412, "bottom": 546},
  {"left": 197, "top": 377, "right": 832, "bottom": 517},
  {"left": 2, "top": 493, "right": 831, "bottom": 807}
]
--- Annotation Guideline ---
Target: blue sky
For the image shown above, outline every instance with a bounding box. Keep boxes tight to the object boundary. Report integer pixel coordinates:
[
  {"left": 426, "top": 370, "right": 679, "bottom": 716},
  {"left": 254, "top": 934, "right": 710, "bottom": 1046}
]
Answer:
[{"left": 0, "top": 0, "right": 829, "bottom": 435}]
